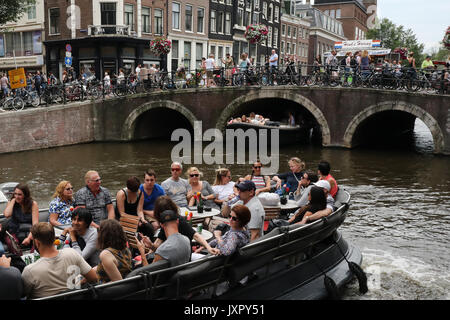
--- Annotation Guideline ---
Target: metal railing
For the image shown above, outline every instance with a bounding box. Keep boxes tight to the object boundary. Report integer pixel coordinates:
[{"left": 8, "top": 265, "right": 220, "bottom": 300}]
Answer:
[{"left": 87, "top": 25, "right": 132, "bottom": 36}]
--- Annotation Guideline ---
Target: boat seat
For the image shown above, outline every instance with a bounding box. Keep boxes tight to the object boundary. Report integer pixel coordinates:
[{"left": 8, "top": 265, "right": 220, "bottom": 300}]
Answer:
[
  {"left": 119, "top": 213, "right": 140, "bottom": 249},
  {"left": 227, "top": 232, "right": 285, "bottom": 286},
  {"left": 38, "top": 209, "right": 49, "bottom": 223},
  {"left": 253, "top": 227, "right": 282, "bottom": 243},
  {"left": 333, "top": 188, "right": 350, "bottom": 209},
  {"left": 166, "top": 255, "right": 228, "bottom": 299},
  {"left": 126, "top": 259, "right": 170, "bottom": 278}
]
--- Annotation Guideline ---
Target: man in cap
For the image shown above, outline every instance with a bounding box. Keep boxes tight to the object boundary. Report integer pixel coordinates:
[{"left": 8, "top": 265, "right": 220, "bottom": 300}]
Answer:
[
  {"left": 152, "top": 210, "right": 191, "bottom": 267},
  {"left": 233, "top": 180, "right": 265, "bottom": 241}
]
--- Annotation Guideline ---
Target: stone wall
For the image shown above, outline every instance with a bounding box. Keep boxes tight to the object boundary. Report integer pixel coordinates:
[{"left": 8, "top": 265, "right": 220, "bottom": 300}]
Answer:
[{"left": 0, "top": 102, "right": 95, "bottom": 154}]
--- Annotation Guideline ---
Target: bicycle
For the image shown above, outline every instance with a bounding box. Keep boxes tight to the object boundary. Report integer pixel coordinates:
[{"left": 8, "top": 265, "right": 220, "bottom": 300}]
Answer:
[
  {"left": 0, "top": 91, "right": 25, "bottom": 111},
  {"left": 16, "top": 88, "right": 40, "bottom": 108}
]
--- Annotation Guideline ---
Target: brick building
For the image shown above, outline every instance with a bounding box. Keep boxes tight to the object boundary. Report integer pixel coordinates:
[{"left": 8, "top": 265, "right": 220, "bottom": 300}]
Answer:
[
  {"left": 43, "top": 0, "right": 167, "bottom": 79},
  {"left": 208, "top": 0, "right": 234, "bottom": 67},
  {"left": 0, "top": 0, "right": 45, "bottom": 73},
  {"left": 280, "top": 7, "right": 310, "bottom": 66},
  {"left": 312, "top": 0, "right": 369, "bottom": 41}
]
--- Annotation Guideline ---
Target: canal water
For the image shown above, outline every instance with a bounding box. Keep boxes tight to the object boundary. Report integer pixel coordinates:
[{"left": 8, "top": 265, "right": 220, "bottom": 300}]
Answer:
[{"left": 0, "top": 119, "right": 448, "bottom": 300}]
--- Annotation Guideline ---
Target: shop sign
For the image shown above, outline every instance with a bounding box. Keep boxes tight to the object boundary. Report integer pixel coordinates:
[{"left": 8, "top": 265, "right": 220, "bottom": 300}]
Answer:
[{"left": 8, "top": 68, "right": 26, "bottom": 89}]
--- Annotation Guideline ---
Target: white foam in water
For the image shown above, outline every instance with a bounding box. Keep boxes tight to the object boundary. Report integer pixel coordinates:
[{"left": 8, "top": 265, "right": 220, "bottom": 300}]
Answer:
[{"left": 353, "top": 248, "right": 450, "bottom": 300}]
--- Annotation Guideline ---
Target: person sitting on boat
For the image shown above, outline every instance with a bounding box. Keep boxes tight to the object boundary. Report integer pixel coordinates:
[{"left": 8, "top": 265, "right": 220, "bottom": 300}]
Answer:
[
  {"left": 187, "top": 167, "right": 219, "bottom": 209},
  {"left": 115, "top": 176, "right": 154, "bottom": 239},
  {"left": 317, "top": 161, "right": 338, "bottom": 199},
  {"left": 21, "top": 222, "right": 98, "bottom": 299},
  {"left": 232, "top": 181, "right": 265, "bottom": 241},
  {"left": 95, "top": 219, "right": 133, "bottom": 283},
  {"left": 272, "top": 157, "right": 306, "bottom": 195},
  {"left": 193, "top": 204, "right": 250, "bottom": 260},
  {"left": 139, "top": 196, "right": 219, "bottom": 260},
  {"left": 74, "top": 170, "right": 115, "bottom": 229},
  {"left": 0, "top": 254, "right": 23, "bottom": 300},
  {"left": 140, "top": 169, "right": 165, "bottom": 231},
  {"left": 288, "top": 112, "right": 295, "bottom": 126},
  {"left": 243, "top": 160, "right": 272, "bottom": 196},
  {"left": 59, "top": 207, "right": 100, "bottom": 267},
  {"left": 294, "top": 170, "right": 319, "bottom": 204},
  {"left": 241, "top": 115, "right": 249, "bottom": 123},
  {"left": 48, "top": 180, "right": 75, "bottom": 227},
  {"left": 1, "top": 183, "right": 39, "bottom": 247},
  {"left": 212, "top": 168, "right": 236, "bottom": 208},
  {"left": 161, "top": 162, "right": 191, "bottom": 208},
  {"left": 288, "top": 186, "right": 327, "bottom": 225}
]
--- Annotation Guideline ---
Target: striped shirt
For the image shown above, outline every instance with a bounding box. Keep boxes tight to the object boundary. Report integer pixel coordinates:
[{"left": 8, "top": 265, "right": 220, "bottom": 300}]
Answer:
[{"left": 251, "top": 175, "right": 266, "bottom": 190}]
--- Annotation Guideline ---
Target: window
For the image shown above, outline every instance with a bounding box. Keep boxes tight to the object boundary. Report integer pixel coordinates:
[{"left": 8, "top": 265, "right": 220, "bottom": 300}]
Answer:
[
  {"left": 154, "top": 9, "right": 163, "bottom": 35},
  {"left": 336, "top": 9, "right": 341, "bottom": 19},
  {"left": 124, "top": 4, "right": 134, "bottom": 31},
  {"left": 282, "top": 24, "right": 285, "bottom": 36},
  {"left": 330, "top": 10, "right": 335, "bottom": 18},
  {"left": 237, "top": 8, "right": 244, "bottom": 26},
  {"left": 273, "top": 27, "right": 278, "bottom": 48},
  {"left": 197, "top": 8, "right": 205, "bottom": 33},
  {"left": 281, "top": 40, "right": 285, "bottom": 54},
  {"left": 252, "top": 12, "right": 259, "bottom": 24},
  {"left": 49, "top": 8, "right": 60, "bottom": 34},
  {"left": 210, "top": 10, "right": 216, "bottom": 33},
  {"left": 172, "top": 2, "right": 180, "bottom": 30},
  {"left": 101, "top": 3, "right": 116, "bottom": 25},
  {"left": 286, "top": 42, "right": 291, "bottom": 54},
  {"left": 184, "top": 41, "right": 191, "bottom": 70},
  {"left": 185, "top": 5, "right": 193, "bottom": 32},
  {"left": 217, "top": 11, "right": 224, "bottom": 33},
  {"left": 172, "top": 40, "right": 179, "bottom": 71},
  {"left": 268, "top": 4, "right": 273, "bottom": 22},
  {"left": 287, "top": 26, "right": 291, "bottom": 37},
  {"left": 27, "top": 5, "right": 36, "bottom": 20},
  {"left": 225, "top": 12, "right": 231, "bottom": 34},
  {"left": 23, "top": 31, "right": 33, "bottom": 55},
  {"left": 263, "top": 2, "right": 267, "bottom": 19},
  {"left": 268, "top": 26, "right": 272, "bottom": 48},
  {"left": 293, "top": 27, "right": 297, "bottom": 38},
  {"left": 196, "top": 43, "right": 203, "bottom": 68},
  {"left": 142, "top": 7, "right": 151, "bottom": 33},
  {"left": 274, "top": 6, "right": 279, "bottom": 22}
]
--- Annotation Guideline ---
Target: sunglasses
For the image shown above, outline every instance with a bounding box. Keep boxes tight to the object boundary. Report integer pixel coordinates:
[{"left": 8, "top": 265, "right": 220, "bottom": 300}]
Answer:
[
  {"left": 253, "top": 166, "right": 262, "bottom": 169},
  {"left": 190, "top": 174, "right": 199, "bottom": 177},
  {"left": 90, "top": 178, "right": 101, "bottom": 183},
  {"left": 230, "top": 215, "right": 238, "bottom": 221},
  {"left": 171, "top": 168, "right": 181, "bottom": 171},
  {"left": 65, "top": 187, "right": 74, "bottom": 191}
]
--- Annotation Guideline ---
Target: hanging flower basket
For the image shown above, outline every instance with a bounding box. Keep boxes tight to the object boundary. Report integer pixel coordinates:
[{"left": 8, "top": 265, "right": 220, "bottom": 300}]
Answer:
[
  {"left": 443, "top": 26, "right": 450, "bottom": 50},
  {"left": 393, "top": 47, "right": 408, "bottom": 60},
  {"left": 245, "top": 24, "right": 269, "bottom": 44},
  {"left": 150, "top": 37, "right": 172, "bottom": 55}
]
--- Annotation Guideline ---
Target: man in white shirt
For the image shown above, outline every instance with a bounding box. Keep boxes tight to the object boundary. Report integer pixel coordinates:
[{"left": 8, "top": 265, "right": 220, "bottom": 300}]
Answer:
[
  {"left": 161, "top": 162, "right": 191, "bottom": 207},
  {"left": 205, "top": 53, "right": 216, "bottom": 88},
  {"left": 269, "top": 50, "right": 278, "bottom": 85},
  {"left": 135, "top": 64, "right": 142, "bottom": 82}
]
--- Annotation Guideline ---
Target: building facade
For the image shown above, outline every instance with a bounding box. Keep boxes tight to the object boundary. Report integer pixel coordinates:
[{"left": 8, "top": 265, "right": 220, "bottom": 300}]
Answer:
[
  {"left": 296, "top": 4, "right": 346, "bottom": 65},
  {"left": 232, "top": 0, "right": 282, "bottom": 66},
  {"left": 0, "top": 0, "right": 45, "bottom": 73},
  {"left": 313, "top": 0, "right": 369, "bottom": 41},
  {"left": 166, "top": 0, "right": 209, "bottom": 72},
  {"left": 44, "top": 0, "right": 167, "bottom": 79},
  {"left": 208, "top": 0, "right": 234, "bottom": 67},
  {"left": 280, "top": 8, "right": 310, "bottom": 66}
]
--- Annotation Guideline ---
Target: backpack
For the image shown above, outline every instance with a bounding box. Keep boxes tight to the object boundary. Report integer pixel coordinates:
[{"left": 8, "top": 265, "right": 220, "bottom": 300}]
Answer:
[
  {"left": 340, "top": 58, "right": 346, "bottom": 66},
  {"left": 350, "top": 57, "right": 357, "bottom": 67},
  {"left": 4, "top": 231, "right": 22, "bottom": 256}
]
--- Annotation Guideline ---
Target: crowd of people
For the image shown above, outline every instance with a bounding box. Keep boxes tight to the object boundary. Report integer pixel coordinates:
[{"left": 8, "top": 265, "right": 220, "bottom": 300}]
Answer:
[
  {"left": 0, "top": 157, "right": 340, "bottom": 299},
  {"left": 228, "top": 112, "right": 271, "bottom": 126}
]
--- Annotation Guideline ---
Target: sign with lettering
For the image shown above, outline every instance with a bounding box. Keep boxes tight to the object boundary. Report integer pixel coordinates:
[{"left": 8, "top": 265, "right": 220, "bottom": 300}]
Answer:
[
  {"left": 8, "top": 68, "right": 26, "bottom": 89},
  {"left": 65, "top": 56, "right": 72, "bottom": 66},
  {"left": 335, "top": 40, "right": 381, "bottom": 50}
]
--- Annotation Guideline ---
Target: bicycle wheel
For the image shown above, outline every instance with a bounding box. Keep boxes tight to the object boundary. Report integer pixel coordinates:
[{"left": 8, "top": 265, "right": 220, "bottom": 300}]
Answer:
[
  {"left": 12, "top": 97, "right": 25, "bottom": 111},
  {"left": 30, "top": 92, "right": 40, "bottom": 107}
]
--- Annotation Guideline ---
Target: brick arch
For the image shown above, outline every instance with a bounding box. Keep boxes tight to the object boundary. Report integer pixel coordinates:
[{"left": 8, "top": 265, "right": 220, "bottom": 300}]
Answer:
[
  {"left": 343, "top": 100, "right": 445, "bottom": 153},
  {"left": 121, "top": 100, "right": 198, "bottom": 140},
  {"left": 215, "top": 88, "right": 331, "bottom": 146}
]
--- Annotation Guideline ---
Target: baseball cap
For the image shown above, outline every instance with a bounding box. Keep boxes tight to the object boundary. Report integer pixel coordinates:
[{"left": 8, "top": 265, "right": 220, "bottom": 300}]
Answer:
[
  {"left": 235, "top": 180, "right": 256, "bottom": 192},
  {"left": 314, "top": 180, "right": 331, "bottom": 191},
  {"left": 159, "top": 210, "right": 179, "bottom": 223}
]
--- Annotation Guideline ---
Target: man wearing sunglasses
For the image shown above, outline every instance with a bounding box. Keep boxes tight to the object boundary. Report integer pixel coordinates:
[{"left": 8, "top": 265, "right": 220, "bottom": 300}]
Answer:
[
  {"left": 74, "top": 170, "right": 115, "bottom": 229},
  {"left": 161, "top": 162, "right": 191, "bottom": 207},
  {"left": 232, "top": 180, "right": 265, "bottom": 242}
]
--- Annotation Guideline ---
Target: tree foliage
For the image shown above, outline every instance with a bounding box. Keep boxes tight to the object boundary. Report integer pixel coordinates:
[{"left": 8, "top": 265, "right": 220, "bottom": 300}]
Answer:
[
  {"left": 0, "top": 0, "right": 36, "bottom": 26},
  {"left": 367, "top": 18, "right": 425, "bottom": 66}
]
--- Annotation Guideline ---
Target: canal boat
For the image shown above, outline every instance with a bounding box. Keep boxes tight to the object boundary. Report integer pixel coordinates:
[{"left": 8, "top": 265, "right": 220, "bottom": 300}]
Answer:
[
  {"left": 29, "top": 189, "right": 367, "bottom": 300},
  {"left": 226, "top": 121, "right": 311, "bottom": 145}
]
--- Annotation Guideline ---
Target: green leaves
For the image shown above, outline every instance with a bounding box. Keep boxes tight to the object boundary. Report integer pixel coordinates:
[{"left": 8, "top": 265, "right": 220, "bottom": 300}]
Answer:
[{"left": 0, "top": 0, "right": 36, "bottom": 26}]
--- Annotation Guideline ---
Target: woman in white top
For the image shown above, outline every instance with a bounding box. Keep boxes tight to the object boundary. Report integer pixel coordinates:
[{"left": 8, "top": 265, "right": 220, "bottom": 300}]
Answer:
[
  {"left": 212, "top": 168, "right": 235, "bottom": 207},
  {"left": 205, "top": 54, "right": 216, "bottom": 88}
]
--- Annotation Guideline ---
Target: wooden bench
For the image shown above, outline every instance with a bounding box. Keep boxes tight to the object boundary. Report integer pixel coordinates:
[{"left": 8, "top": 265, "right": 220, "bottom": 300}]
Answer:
[{"left": 264, "top": 206, "right": 281, "bottom": 221}]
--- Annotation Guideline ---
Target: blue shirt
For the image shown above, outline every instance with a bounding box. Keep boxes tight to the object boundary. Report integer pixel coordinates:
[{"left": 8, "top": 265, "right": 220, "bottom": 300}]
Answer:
[
  {"left": 269, "top": 53, "right": 278, "bottom": 67},
  {"left": 139, "top": 184, "right": 165, "bottom": 211},
  {"left": 48, "top": 196, "right": 75, "bottom": 225}
]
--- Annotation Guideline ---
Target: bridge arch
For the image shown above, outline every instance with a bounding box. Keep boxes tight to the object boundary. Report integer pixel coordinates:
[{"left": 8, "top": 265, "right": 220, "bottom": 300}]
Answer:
[
  {"left": 343, "top": 100, "right": 445, "bottom": 153},
  {"left": 215, "top": 89, "right": 331, "bottom": 145},
  {"left": 121, "top": 100, "right": 198, "bottom": 140}
]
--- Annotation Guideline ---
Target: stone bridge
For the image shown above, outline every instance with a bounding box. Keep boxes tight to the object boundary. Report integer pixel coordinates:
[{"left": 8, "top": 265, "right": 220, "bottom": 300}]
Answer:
[
  {"left": 94, "top": 86, "right": 450, "bottom": 155},
  {"left": 0, "top": 86, "right": 449, "bottom": 155}
]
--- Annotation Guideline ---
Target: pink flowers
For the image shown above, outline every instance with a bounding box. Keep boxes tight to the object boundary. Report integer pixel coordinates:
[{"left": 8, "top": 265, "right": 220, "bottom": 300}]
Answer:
[
  {"left": 245, "top": 24, "right": 269, "bottom": 44},
  {"left": 444, "top": 26, "right": 450, "bottom": 49},
  {"left": 150, "top": 37, "right": 172, "bottom": 55},
  {"left": 394, "top": 47, "right": 408, "bottom": 60}
]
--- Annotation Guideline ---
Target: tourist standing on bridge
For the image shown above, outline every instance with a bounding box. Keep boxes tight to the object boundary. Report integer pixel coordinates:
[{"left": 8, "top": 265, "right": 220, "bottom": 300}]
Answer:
[
  {"left": 205, "top": 53, "right": 216, "bottom": 88},
  {"left": 269, "top": 49, "right": 278, "bottom": 85},
  {"left": 74, "top": 170, "right": 115, "bottom": 229},
  {"left": 1, "top": 73, "right": 10, "bottom": 97},
  {"left": 161, "top": 162, "right": 191, "bottom": 208}
]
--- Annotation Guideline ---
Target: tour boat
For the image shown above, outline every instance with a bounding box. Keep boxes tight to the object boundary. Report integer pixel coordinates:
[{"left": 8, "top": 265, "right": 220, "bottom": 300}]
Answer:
[
  {"left": 28, "top": 188, "right": 367, "bottom": 300},
  {"left": 225, "top": 121, "right": 311, "bottom": 145}
]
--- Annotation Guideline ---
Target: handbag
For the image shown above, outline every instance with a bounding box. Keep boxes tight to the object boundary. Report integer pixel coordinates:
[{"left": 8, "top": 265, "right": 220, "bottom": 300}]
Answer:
[{"left": 4, "top": 231, "right": 23, "bottom": 256}]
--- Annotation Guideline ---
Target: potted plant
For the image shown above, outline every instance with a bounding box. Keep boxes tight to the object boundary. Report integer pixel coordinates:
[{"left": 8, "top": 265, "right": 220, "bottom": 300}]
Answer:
[
  {"left": 150, "top": 37, "right": 172, "bottom": 55},
  {"left": 245, "top": 24, "right": 269, "bottom": 44}
]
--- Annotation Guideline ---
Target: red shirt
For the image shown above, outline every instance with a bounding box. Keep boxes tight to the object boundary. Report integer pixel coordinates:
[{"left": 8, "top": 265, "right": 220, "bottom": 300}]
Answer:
[{"left": 322, "top": 174, "right": 338, "bottom": 198}]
